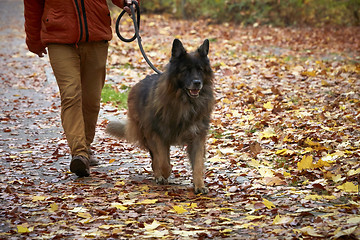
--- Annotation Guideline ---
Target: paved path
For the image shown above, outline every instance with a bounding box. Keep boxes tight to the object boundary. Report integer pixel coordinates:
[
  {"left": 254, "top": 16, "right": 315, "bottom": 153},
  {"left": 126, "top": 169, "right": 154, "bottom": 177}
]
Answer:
[
  {"left": 0, "top": 0, "right": 64, "bottom": 183},
  {"left": 0, "top": 0, "right": 148, "bottom": 189}
]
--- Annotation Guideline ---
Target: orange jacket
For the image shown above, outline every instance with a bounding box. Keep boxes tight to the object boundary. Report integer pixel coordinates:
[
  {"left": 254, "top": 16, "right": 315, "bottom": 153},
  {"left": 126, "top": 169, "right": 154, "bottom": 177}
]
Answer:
[{"left": 24, "top": 0, "right": 127, "bottom": 54}]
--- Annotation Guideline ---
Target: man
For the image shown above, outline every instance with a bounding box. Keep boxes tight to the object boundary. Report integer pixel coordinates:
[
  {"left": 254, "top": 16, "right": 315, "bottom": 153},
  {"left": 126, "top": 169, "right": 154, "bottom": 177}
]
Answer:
[{"left": 24, "top": 0, "right": 138, "bottom": 177}]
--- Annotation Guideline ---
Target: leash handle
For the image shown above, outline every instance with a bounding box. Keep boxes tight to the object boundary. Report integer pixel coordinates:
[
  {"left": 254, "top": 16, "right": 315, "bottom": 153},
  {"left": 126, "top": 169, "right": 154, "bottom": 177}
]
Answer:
[
  {"left": 115, "top": 1, "right": 162, "bottom": 74},
  {"left": 115, "top": 1, "right": 140, "bottom": 42}
]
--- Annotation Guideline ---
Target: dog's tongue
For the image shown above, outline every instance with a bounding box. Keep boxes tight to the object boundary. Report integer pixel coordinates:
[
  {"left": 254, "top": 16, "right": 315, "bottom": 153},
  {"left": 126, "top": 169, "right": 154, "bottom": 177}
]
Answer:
[{"left": 190, "top": 89, "right": 200, "bottom": 96}]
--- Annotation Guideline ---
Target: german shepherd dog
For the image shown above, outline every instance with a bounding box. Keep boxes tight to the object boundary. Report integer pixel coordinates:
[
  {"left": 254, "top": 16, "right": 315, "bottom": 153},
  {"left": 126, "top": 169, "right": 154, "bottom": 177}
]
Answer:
[{"left": 106, "top": 39, "right": 214, "bottom": 193}]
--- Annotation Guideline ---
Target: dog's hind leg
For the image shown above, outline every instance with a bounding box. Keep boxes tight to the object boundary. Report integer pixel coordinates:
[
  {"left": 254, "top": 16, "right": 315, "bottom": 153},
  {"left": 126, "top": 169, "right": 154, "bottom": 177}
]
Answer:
[
  {"left": 188, "top": 137, "right": 208, "bottom": 194},
  {"left": 147, "top": 136, "right": 172, "bottom": 184}
]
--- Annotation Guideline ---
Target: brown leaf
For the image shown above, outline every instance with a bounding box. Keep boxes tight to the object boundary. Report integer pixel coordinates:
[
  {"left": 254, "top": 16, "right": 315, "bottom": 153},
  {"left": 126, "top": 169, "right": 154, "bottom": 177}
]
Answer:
[{"left": 249, "top": 141, "right": 262, "bottom": 156}]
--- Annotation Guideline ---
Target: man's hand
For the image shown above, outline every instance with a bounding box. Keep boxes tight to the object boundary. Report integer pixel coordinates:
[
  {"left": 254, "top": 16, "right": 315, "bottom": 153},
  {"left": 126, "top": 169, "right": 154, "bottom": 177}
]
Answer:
[
  {"left": 123, "top": 0, "right": 138, "bottom": 15},
  {"left": 36, "top": 48, "right": 47, "bottom": 58}
]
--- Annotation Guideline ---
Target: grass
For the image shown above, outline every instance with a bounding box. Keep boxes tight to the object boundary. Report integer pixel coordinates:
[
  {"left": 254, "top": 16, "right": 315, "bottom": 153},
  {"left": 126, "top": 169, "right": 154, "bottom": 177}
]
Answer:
[{"left": 101, "top": 84, "right": 130, "bottom": 109}]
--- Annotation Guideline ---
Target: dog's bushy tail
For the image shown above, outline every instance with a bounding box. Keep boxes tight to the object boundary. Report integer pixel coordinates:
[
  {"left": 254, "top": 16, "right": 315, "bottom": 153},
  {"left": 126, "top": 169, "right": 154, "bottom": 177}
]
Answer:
[{"left": 106, "top": 120, "right": 127, "bottom": 139}]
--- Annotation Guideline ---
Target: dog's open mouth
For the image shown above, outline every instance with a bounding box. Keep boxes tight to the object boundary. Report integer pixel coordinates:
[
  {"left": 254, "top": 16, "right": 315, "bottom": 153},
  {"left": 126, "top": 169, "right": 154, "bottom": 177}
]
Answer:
[{"left": 187, "top": 89, "right": 201, "bottom": 98}]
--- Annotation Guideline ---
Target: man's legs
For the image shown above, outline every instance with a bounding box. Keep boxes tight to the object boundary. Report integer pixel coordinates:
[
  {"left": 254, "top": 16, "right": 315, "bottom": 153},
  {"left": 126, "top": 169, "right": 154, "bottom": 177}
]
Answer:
[
  {"left": 79, "top": 41, "right": 108, "bottom": 149},
  {"left": 48, "top": 44, "right": 89, "bottom": 159},
  {"left": 48, "top": 42, "right": 108, "bottom": 176}
]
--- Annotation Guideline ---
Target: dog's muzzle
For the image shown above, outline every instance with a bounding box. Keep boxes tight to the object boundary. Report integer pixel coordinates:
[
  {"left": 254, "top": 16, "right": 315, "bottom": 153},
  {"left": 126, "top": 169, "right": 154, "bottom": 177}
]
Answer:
[{"left": 187, "top": 79, "right": 203, "bottom": 98}]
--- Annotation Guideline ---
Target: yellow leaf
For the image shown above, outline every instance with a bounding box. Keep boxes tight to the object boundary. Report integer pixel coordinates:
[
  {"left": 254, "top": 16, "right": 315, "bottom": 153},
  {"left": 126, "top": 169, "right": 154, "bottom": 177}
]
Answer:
[
  {"left": 248, "top": 159, "right": 260, "bottom": 168},
  {"left": 304, "top": 194, "right": 336, "bottom": 200},
  {"left": 219, "top": 217, "right": 232, "bottom": 222},
  {"left": 69, "top": 207, "right": 88, "bottom": 213},
  {"left": 231, "top": 110, "right": 241, "bottom": 117},
  {"left": 32, "top": 195, "right": 46, "bottom": 201},
  {"left": 283, "top": 171, "right": 291, "bottom": 178},
  {"left": 49, "top": 202, "right": 58, "bottom": 212},
  {"left": 348, "top": 168, "right": 360, "bottom": 176},
  {"left": 80, "top": 218, "right": 95, "bottom": 224},
  {"left": 347, "top": 216, "right": 360, "bottom": 224},
  {"left": 189, "top": 203, "right": 198, "bottom": 209},
  {"left": 20, "top": 150, "right": 33, "bottom": 154},
  {"left": 173, "top": 205, "right": 188, "bottom": 214},
  {"left": 144, "top": 220, "right": 161, "bottom": 231},
  {"left": 121, "top": 199, "right": 136, "bottom": 205},
  {"left": 299, "top": 226, "right": 323, "bottom": 237},
  {"left": 302, "top": 70, "right": 317, "bottom": 77},
  {"left": 77, "top": 212, "right": 92, "bottom": 219},
  {"left": 263, "top": 198, "right": 276, "bottom": 209},
  {"left": 208, "top": 157, "right": 227, "bottom": 163},
  {"left": 219, "top": 229, "right": 232, "bottom": 234},
  {"left": 263, "top": 101, "right": 273, "bottom": 110},
  {"left": 319, "top": 212, "right": 337, "bottom": 219},
  {"left": 109, "top": 158, "right": 115, "bottom": 163},
  {"left": 301, "top": 147, "right": 313, "bottom": 154},
  {"left": 258, "top": 168, "right": 274, "bottom": 178},
  {"left": 276, "top": 149, "right": 287, "bottom": 155},
  {"left": 276, "top": 148, "right": 295, "bottom": 156},
  {"left": 304, "top": 138, "right": 320, "bottom": 147},
  {"left": 218, "top": 147, "right": 235, "bottom": 155},
  {"left": 17, "top": 225, "right": 33, "bottom": 233},
  {"left": 144, "top": 230, "right": 169, "bottom": 238},
  {"left": 332, "top": 174, "right": 343, "bottom": 182},
  {"left": 244, "top": 215, "right": 265, "bottom": 220},
  {"left": 321, "top": 80, "right": 330, "bottom": 86},
  {"left": 283, "top": 135, "right": 292, "bottom": 142},
  {"left": 139, "top": 185, "right": 150, "bottom": 192},
  {"left": 111, "top": 203, "right": 128, "bottom": 210},
  {"left": 260, "top": 127, "right": 276, "bottom": 139},
  {"left": 99, "top": 224, "right": 123, "bottom": 230},
  {"left": 333, "top": 226, "right": 357, "bottom": 239},
  {"left": 112, "top": 228, "right": 124, "bottom": 234},
  {"left": 236, "top": 83, "right": 246, "bottom": 89},
  {"left": 239, "top": 222, "right": 259, "bottom": 229},
  {"left": 337, "top": 182, "right": 358, "bottom": 193},
  {"left": 222, "top": 98, "right": 231, "bottom": 104},
  {"left": 297, "top": 155, "right": 314, "bottom": 171},
  {"left": 137, "top": 199, "right": 158, "bottom": 205},
  {"left": 273, "top": 215, "right": 293, "bottom": 225},
  {"left": 172, "top": 230, "right": 204, "bottom": 237},
  {"left": 243, "top": 113, "right": 255, "bottom": 121},
  {"left": 115, "top": 181, "right": 125, "bottom": 186}
]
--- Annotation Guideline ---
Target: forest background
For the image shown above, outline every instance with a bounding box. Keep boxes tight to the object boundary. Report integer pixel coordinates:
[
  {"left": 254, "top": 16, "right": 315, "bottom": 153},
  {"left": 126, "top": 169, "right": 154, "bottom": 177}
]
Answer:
[{"left": 130, "top": 0, "right": 360, "bottom": 26}]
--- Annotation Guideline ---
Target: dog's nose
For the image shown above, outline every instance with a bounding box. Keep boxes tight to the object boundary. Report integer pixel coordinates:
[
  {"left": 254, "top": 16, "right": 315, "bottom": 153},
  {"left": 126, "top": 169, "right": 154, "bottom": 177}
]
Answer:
[{"left": 193, "top": 79, "right": 202, "bottom": 88}]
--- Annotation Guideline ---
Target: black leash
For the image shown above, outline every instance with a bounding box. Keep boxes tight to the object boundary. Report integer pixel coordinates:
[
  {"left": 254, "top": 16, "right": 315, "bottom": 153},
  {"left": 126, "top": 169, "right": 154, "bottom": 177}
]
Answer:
[{"left": 115, "top": 1, "right": 162, "bottom": 74}]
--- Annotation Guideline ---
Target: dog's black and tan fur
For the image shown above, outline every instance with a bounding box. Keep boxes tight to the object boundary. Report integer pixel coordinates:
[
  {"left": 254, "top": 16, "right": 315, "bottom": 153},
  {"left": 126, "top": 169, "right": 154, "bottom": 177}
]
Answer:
[{"left": 106, "top": 39, "right": 214, "bottom": 193}]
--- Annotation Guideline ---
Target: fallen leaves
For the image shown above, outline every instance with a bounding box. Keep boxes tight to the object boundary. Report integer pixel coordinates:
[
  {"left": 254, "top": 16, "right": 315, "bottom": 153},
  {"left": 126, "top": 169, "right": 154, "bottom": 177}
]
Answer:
[
  {"left": 262, "top": 198, "right": 276, "bottom": 209},
  {"left": 1, "top": 4, "right": 360, "bottom": 240},
  {"left": 337, "top": 182, "right": 359, "bottom": 193},
  {"left": 17, "top": 224, "right": 33, "bottom": 234},
  {"left": 273, "top": 215, "right": 293, "bottom": 225},
  {"left": 297, "top": 155, "right": 314, "bottom": 171},
  {"left": 172, "top": 205, "right": 188, "bottom": 214}
]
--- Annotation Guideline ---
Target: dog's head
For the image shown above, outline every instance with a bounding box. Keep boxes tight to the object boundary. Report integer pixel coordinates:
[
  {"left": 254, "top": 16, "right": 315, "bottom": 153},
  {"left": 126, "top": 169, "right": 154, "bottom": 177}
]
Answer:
[{"left": 168, "top": 39, "right": 213, "bottom": 99}]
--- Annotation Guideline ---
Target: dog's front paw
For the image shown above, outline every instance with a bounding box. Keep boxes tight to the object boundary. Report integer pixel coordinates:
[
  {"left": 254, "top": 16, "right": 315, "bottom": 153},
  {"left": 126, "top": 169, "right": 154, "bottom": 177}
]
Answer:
[
  {"left": 195, "top": 186, "right": 209, "bottom": 194},
  {"left": 155, "top": 176, "right": 168, "bottom": 185}
]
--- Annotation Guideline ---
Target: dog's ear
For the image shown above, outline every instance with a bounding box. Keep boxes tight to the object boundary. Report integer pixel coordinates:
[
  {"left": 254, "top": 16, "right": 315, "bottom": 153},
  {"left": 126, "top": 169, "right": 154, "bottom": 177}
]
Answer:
[
  {"left": 198, "top": 39, "right": 209, "bottom": 57},
  {"left": 171, "top": 39, "right": 186, "bottom": 59}
]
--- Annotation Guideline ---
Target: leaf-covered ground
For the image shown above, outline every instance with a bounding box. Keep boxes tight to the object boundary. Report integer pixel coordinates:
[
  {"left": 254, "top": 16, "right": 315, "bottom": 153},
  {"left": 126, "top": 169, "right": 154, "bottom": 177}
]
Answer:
[{"left": 1, "top": 1, "right": 360, "bottom": 239}]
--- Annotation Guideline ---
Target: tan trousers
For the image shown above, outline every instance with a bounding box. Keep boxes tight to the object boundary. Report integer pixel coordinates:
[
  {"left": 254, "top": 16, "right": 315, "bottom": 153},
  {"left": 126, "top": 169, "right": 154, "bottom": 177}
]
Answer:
[{"left": 48, "top": 41, "right": 108, "bottom": 158}]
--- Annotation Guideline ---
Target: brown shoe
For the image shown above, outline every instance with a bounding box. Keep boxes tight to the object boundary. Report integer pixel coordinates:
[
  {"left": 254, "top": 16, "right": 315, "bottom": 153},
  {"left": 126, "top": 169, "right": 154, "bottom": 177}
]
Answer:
[
  {"left": 88, "top": 149, "right": 99, "bottom": 166},
  {"left": 70, "top": 155, "right": 90, "bottom": 177}
]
